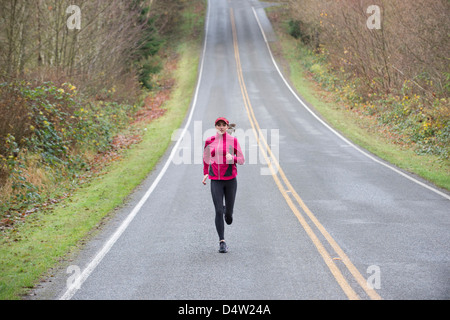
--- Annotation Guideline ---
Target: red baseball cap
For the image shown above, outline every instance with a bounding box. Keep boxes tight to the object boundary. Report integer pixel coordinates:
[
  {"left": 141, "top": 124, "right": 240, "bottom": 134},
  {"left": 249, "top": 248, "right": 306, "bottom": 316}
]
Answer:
[{"left": 215, "top": 117, "right": 229, "bottom": 125}]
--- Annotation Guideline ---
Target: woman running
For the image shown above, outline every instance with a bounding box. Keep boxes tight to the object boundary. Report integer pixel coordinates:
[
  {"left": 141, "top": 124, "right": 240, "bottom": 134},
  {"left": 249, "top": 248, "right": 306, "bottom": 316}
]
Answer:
[{"left": 202, "top": 117, "right": 245, "bottom": 253}]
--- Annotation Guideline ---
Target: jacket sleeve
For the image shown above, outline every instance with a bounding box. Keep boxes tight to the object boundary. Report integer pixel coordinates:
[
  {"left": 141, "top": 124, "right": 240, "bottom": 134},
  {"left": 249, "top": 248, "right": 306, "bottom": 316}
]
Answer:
[
  {"left": 233, "top": 137, "right": 245, "bottom": 165},
  {"left": 203, "top": 138, "right": 211, "bottom": 175}
]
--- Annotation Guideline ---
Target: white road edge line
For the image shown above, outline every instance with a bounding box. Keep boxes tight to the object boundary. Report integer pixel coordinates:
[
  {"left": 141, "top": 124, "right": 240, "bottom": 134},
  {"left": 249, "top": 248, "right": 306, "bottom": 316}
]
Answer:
[
  {"left": 59, "top": 2, "right": 211, "bottom": 300},
  {"left": 251, "top": 7, "right": 450, "bottom": 201}
]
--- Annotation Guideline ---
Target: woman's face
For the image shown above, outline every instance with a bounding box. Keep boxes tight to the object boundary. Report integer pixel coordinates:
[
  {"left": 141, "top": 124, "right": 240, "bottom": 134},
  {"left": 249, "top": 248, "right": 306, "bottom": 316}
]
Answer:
[{"left": 215, "top": 121, "right": 228, "bottom": 135}]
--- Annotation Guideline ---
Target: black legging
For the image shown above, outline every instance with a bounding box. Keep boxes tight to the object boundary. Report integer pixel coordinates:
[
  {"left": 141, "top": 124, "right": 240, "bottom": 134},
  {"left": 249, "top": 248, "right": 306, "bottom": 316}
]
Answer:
[{"left": 210, "top": 178, "right": 237, "bottom": 241}]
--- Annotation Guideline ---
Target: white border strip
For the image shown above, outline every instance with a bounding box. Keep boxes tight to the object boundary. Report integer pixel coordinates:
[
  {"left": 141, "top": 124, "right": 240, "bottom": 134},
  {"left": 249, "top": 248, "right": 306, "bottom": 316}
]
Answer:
[
  {"left": 59, "top": 2, "right": 212, "bottom": 300},
  {"left": 251, "top": 7, "right": 450, "bottom": 201}
]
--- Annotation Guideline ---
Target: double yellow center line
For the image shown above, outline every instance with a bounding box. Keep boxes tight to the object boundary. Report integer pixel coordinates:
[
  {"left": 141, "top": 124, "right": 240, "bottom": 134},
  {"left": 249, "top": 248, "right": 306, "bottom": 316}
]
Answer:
[{"left": 230, "top": 7, "right": 381, "bottom": 300}]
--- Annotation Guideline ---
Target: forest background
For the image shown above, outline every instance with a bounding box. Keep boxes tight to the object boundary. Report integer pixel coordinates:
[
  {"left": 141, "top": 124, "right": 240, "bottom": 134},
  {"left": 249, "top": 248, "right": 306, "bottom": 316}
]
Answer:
[
  {"left": 0, "top": 0, "right": 199, "bottom": 221},
  {"left": 278, "top": 0, "right": 449, "bottom": 166}
]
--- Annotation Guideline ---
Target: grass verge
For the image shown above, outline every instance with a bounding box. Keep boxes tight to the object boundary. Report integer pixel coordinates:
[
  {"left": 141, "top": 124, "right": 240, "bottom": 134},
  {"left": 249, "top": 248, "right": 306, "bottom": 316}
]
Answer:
[
  {"left": 0, "top": 3, "right": 204, "bottom": 300},
  {"left": 267, "top": 8, "right": 450, "bottom": 191}
]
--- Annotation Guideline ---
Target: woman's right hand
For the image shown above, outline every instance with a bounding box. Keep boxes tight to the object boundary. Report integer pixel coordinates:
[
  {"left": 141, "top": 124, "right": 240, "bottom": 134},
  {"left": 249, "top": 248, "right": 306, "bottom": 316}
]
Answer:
[{"left": 202, "top": 174, "right": 209, "bottom": 185}]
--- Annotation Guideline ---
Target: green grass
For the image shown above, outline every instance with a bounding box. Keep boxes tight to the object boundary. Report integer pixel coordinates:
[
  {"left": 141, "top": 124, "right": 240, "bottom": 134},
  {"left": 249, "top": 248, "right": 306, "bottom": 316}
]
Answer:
[
  {"left": 269, "top": 17, "right": 449, "bottom": 191},
  {"left": 0, "top": 9, "right": 204, "bottom": 299}
]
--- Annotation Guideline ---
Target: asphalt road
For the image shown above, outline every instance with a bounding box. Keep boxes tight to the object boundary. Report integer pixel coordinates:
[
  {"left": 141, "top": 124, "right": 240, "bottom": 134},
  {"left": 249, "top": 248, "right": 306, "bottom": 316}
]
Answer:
[{"left": 37, "top": 0, "right": 449, "bottom": 300}]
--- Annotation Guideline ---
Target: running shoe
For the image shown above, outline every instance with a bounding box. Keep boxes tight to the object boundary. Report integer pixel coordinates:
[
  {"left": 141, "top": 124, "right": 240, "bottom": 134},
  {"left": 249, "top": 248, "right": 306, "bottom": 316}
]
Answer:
[{"left": 219, "top": 241, "right": 228, "bottom": 253}]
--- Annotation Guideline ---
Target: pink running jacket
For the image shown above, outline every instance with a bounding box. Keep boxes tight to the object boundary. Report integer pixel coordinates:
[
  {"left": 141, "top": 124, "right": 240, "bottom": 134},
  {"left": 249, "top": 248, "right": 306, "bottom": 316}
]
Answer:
[{"left": 203, "top": 132, "right": 245, "bottom": 180}]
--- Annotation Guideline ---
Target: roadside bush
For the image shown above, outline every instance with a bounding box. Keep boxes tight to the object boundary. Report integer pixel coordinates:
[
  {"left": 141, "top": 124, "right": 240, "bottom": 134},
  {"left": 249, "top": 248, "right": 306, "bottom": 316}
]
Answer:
[
  {"left": 284, "top": 38, "right": 449, "bottom": 161},
  {"left": 0, "top": 81, "right": 139, "bottom": 216}
]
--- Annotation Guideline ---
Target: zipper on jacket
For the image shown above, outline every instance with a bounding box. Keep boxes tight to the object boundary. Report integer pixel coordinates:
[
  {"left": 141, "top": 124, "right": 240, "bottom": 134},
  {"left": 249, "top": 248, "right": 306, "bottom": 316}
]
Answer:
[{"left": 218, "top": 133, "right": 222, "bottom": 180}]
